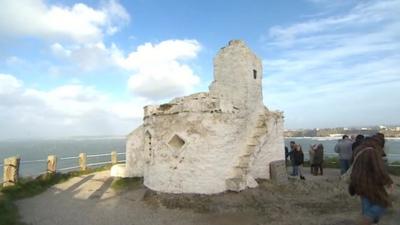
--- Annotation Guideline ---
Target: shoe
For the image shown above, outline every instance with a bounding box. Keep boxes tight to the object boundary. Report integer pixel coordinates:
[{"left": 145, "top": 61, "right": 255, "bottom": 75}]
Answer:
[{"left": 300, "top": 176, "right": 305, "bottom": 180}]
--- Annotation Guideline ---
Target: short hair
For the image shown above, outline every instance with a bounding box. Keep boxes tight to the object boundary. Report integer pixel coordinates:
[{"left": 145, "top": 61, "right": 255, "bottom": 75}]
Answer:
[
  {"left": 342, "top": 135, "right": 349, "bottom": 139},
  {"left": 290, "top": 141, "right": 295, "bottom": 144}
]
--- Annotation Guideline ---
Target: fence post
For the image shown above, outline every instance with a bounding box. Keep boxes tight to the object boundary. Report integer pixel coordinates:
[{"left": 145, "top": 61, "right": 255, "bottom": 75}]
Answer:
[
  {"left": 79, "top": 153, "right": 87, "bottom": 171},
  {"left": 111, "top": 151, "right": 117, "bottom": 164},
  {"left": 47, "top": 155, "right": 57, "bottom": 174},
  {"left": 3, "top": 156, "right": 20, "bottom": 187}
]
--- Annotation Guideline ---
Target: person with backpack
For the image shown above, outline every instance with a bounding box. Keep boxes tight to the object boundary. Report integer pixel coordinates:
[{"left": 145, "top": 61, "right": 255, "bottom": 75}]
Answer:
[{"left": 349, "top": 138, "right": 394, "bottom": 225}]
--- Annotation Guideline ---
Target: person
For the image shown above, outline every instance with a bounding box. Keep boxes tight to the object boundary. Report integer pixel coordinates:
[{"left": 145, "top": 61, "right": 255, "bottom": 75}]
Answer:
[
  {"left": 352, "top": 134, "right": 365, "bottom": 151},
  {"left": 309, "top": 144, "right": 316, "bottom": 175},
  {"left": 284, "top": 146, "right": 289, "bottom": 164},
  {"left": 349, "top": 138, "right": 394, "bottom": 225},
  {"left": 313, "top": 143, "right": 324, "bottom": 175},
  {"left": 374, "top": 133, "right": 389, "bottom": 169},
  {"left": 293, "top": 144, "right": 305, "bottom": 180},
  {"left": 351, "top": 134, "right": 365, "bottom": 164},
  {"left": 289, "top": 141, "right": 297, "bottom": 176},
  {"left": 334, "top": 135, "right": 353, "bottom": 174}
]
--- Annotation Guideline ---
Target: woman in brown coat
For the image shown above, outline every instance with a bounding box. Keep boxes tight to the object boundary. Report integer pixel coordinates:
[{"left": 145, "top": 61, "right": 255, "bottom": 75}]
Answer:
[{"left": 349, "top": 138, "right": 394, "bottom": 225}]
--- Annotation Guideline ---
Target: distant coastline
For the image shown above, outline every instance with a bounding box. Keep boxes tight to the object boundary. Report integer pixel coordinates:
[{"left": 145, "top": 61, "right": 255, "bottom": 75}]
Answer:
[{"left": 284, "top": 125, "right": 400, "bottom": 138}]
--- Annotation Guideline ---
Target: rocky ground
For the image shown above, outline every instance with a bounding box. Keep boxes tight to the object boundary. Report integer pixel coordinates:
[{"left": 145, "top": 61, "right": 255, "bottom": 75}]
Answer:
[{"left": 16, "top": 169, "right": 400, "bottom": 225}]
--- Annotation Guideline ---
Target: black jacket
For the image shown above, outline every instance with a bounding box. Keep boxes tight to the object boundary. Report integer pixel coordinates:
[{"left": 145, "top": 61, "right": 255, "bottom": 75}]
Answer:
[{"left": 293, "top": 150, "right": 304, "bottom": 166}]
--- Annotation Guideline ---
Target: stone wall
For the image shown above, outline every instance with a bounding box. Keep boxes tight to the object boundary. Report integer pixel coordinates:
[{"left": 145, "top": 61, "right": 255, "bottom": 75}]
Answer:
[
  {"left": 143, "top": 110, "right": 246, "bottom": 194},
  {"left": 249, "top": 110, "right": 285, "bottom": 179},
  {"left": 126, "top": 125, "right": 145, "bottom": 177}
]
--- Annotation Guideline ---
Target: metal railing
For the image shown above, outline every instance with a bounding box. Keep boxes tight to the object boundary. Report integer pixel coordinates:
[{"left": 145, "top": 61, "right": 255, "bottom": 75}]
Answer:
[{"left": 2, "top": 151, "right": 126, "bottom": 187}]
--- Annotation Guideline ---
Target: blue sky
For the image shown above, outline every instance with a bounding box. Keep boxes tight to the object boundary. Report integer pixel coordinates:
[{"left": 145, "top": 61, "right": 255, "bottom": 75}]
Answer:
[{"left": 0, "top": 0, "right": 399, "bottom": 139}]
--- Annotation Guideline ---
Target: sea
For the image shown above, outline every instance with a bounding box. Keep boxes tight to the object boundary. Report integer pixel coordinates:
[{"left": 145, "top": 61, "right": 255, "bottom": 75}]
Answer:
[{"left": 0, "top": 137, "right": 399, "bottom": 180}]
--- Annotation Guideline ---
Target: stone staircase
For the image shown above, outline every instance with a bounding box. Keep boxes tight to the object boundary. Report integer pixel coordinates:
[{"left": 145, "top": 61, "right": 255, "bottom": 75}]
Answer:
[{"left": 226, "top": 113, "right": 268, "bottom": 191}]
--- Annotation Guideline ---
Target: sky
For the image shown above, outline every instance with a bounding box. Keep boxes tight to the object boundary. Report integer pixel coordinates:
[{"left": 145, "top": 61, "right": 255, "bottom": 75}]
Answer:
[{"left": 0, "top": 0, "right": 399, "bottom": 139}]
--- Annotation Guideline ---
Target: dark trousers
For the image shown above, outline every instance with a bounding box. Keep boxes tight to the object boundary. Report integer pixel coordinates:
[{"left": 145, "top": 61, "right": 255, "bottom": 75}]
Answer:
[{"left": 313, "top": 163, "right": 323, "bottom": 175}]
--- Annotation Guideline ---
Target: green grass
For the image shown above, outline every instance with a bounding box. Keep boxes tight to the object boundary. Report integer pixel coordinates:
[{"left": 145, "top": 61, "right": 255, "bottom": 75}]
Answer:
[
  {"left": 0, "top": 165, "right": 112, "bottom": 225},
  {"left": 111, "top": 177, "right": 143, "bottom": 191},
  {"left": 302, "top": 157, "right": 400, "bottom": 176},
  {"left": 302, "top": 157, "right": 340, "bottom": 169},
  {"left": 0, "top": 194, "right": 20, "bottom": 225}
]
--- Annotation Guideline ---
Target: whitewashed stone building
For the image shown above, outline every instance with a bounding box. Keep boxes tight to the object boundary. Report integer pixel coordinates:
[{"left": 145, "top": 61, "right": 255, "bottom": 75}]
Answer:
[{"left": 112, "top": 40, "right": 285, "bottom": 194}]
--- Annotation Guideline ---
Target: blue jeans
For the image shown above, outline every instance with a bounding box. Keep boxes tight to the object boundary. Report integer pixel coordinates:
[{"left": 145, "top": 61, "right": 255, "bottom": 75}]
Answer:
[
  {"left": 361, "top": 197, "right": 387, "bottom": 223},
  {"left": 339, "top": 159, "right": 350, "bottom": 175},
  {"left": 291, "top": 161, "right": 298, "bottom": 176}
]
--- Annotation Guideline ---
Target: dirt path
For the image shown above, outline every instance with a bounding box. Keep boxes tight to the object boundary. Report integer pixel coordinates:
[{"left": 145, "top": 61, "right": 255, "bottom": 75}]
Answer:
[{"left": 16, "top": 169, "right": 400, "bottom": 225}]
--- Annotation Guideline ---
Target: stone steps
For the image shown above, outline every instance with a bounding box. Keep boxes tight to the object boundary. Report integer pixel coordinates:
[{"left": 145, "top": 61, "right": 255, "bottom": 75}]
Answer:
[{"left": 226, "top": 113, "right": 267, "bottom": 192}]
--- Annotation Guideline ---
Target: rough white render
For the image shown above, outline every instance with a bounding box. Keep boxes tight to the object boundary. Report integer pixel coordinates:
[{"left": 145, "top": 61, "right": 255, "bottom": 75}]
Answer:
[{"left": 112, "top": 40, "right": 285, "bottom": 194}]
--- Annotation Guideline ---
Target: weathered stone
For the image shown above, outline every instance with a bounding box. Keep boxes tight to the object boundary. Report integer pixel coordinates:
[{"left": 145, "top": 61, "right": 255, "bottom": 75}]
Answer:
[
  {"left": 47, "top": 155, "right": 57, "bottom": 173},
  {"left": 110, "top": 164, "right": 127, "bottom": 177},
  {"left": 79, "top": 153, "right": 87, "bottom": 171},
  {"left": 111, "top": 151, "right": 117, "bottom": 164},
  {"left": 269, "top": 160, "right": 288, "bottom": 185},
  {"left": 3, "top": 157, "right": 20, "bottom": 187},
  {"left": 115, "top": 40, "right": 285, "bottom": 194}
]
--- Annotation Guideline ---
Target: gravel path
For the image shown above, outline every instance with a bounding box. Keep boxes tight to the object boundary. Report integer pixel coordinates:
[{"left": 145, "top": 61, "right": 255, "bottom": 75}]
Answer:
[{"left": 16, "top": 169, "right": 400, "bottom": 225}]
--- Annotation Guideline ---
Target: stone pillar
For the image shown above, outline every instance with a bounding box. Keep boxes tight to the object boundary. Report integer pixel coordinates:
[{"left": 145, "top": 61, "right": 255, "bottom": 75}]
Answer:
[
  {"left": 79, "top": 153, "right": 87, "bottom": 171},
  {"left": 3, "top": 157, "right": 20, "bottom": 187},
  {"left": 47, "top": 155, "right": 57, "bottom": 174},
  {"left": 111, "top": 151, "right": 117, "bottom": 164},
  {"left": 269, "top": 160, "right": 288, "bottom": 185}
]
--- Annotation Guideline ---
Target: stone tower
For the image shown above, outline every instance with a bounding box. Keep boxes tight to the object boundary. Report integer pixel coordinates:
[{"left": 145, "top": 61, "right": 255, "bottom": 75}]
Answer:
[
  {"left": 112, "top": 40, "right": 286, "bottom": 194},
  {"left": 209, "top": 40, "right": 263, "bottom": 113}
]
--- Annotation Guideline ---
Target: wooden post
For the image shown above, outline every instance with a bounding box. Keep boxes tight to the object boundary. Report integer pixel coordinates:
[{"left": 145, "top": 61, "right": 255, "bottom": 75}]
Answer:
[
  {"left": 79, "top": 153, "right": 87, "bottom": 171},
  {"left": 47, "top": 155, "right": 57, "bottom": 174},
  {"left": 111, "top": 151, "right": 117, "bottom": 164},
  {"left": 3, "top": 156, "right": 20, "bottom": 187}
]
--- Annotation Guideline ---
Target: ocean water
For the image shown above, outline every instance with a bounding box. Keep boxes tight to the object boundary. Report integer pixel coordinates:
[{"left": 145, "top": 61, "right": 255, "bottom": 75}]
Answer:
[{"left": 0, "top": 137, "right": 399, "bottom": 180}]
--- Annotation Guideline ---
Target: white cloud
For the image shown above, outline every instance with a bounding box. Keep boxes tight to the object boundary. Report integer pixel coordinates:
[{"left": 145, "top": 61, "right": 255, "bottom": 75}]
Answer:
[
  {"left": 114, "top": 39, "right": 202, "bottom": 100},
  {"left": 0, "top": 0, "right": 130, "bottom": 43},
  {"left": 0, "top": 73, "right": 23, "bottom": 94},
  {"left": 0, "top": 74, "right": 143, "bottom": 139},
  {"left": 51, "top": 43, "right": 72, "bottom": 58},
  {"left": 262, "top": 0, "right": 400, "bottom": 129},
  {"left": 268, "top": 0, "right": 400, "bottom": 45},
  {"left": 50, "top": 41, "right": 117, "bottom": 71}
]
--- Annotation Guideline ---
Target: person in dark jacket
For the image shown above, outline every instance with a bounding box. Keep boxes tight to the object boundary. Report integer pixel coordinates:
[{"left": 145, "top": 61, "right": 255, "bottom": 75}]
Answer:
[
  {"left": 313, "top": 144, "right": 324, "bottom": 175},
  {"left": 352, "top": 134, "right": 365, "bottom": 151},
  {"left": 351, "top": 134, "right": 364, "bottom": 164},
  {"left": 289, "top": 141, "right": 297, "bottom": 176},
  {"left": 293, "top": 144, "right": 305, "bottom": 180}
]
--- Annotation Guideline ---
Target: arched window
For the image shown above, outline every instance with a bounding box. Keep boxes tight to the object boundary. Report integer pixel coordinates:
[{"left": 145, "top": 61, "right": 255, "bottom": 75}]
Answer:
[{"left": 253, "top": 69, "right": 257, "bottom": 79}]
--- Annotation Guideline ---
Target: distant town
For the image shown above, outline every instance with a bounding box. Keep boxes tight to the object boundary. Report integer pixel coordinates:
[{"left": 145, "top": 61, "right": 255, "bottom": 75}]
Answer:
[{"left": 284, "top": 125, "right": 400, "bottom": 138}]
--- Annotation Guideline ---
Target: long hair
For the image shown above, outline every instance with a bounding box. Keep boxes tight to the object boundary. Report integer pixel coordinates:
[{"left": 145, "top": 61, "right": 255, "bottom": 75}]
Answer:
[{"left": 350, "top": 139, "right": 393, "bottom": 207}]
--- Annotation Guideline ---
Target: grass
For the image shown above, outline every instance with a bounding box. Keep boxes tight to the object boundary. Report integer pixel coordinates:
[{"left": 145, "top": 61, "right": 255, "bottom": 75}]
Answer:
[
  {"left": 111, "top": 177, "right": 143, "bottom": 191},
  {"left": 0, "top": 194, "right": 20, "bottom": 225},
  {"left": 301, "top": 157, "right": 400, "bottom": 176},
  {"left": 302, "top": 157, "right": 340, "bottom": 168},
  {"left": 0, "top": 165, "right": 112, "bottom": 225}
]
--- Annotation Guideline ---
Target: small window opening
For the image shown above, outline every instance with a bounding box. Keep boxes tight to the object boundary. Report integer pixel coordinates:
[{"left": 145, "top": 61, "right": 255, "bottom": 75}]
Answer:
[
  {"left": 168, "top": 135, "right": 185, "bottom": 151},
  {"left": 253, "top": 69, "right": 257, "bottom": 79},
  {"left": 145, "top": 131, "right": 152, "bottom": 153}
]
